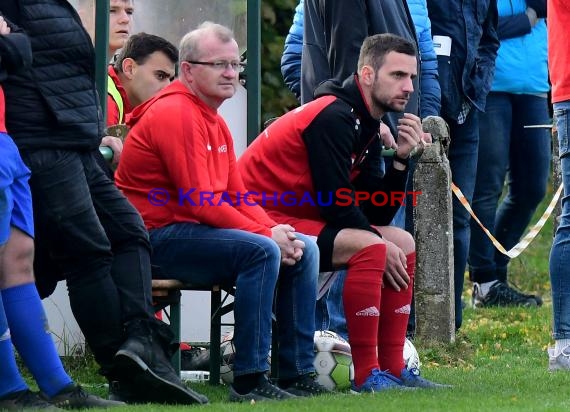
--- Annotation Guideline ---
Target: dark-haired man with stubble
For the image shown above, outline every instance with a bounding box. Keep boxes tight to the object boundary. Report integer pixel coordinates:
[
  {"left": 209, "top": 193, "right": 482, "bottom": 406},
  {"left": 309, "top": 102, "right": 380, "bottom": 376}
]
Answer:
[
  {"left": 107, "top": 32, "right": 178, "bottom": 126},
  {"left": 240, "top": 33, "right": 449, "bottom": 393}
]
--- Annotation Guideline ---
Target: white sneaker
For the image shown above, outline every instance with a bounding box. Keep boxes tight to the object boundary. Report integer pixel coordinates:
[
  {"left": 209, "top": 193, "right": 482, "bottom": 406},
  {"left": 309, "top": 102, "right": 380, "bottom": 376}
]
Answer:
[{"left": 548, "top": 346, "right": 570, "bottom": 371}]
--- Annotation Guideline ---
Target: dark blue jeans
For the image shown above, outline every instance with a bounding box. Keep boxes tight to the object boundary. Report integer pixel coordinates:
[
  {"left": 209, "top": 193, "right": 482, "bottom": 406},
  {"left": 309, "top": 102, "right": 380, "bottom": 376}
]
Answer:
[
  {"left": 149, "top": 224, "right": 318, "bottom": 379},
  {"left": 469, "top": 92, "right": 550, "bottom": 283},
  {"left": 550, "top": 101, "right": 570, "bottom": 340},
  {"left": 20, "top": 149, "right": 154, "bottom": 375},
  {"left": 446, "top": 110, "right": 480, "bottom": 330}
]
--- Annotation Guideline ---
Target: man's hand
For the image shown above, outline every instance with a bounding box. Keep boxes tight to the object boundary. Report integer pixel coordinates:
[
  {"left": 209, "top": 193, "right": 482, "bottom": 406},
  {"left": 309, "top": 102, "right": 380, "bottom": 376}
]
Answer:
[
  {"left": 526, "top": 7, "right": 538, "bottom": 28},
  {"left": 101, "top": 135, "right": 123, "bottom": 166},
  {"left": 271, "top": 224, "right": 305, "bottom": 266},
  {"left": 0, "top": 17, "right": 11, "bottom": 35},
  {"left": 395, "top": 113, "right": 425, "bottom": 159},
  {"left": 382, "top": 240, "right": 410, "bottom": 291}
]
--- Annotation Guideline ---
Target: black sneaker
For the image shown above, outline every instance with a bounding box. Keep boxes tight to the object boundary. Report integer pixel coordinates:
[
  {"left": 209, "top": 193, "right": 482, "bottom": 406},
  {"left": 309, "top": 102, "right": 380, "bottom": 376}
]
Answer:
[
  {"left": 115, "top": 336, "right": 209, "bottom": 405},
  {"left": 278, "top": 373, "right": 331, "bottom": 397},
  {"left": 0, "top": 390, "right": 61, "bottom": 411},
  {"left": 229, "top": 376, "right": 296, "bottom": 402},
  {"left": 43, "top": 384, "right": 124, "bottom": 409},
  {"left": 181, "top": 346, "right": 210, "bottom": 371},
  {"left": 472, "top": 282, "right": 540, "bottom": 308}
]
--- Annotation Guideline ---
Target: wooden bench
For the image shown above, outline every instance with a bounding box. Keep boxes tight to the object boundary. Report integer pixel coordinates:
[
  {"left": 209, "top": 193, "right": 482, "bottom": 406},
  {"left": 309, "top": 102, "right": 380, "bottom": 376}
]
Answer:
[{"left": 151, "top": 279, "right": 235, "bottom": 385}]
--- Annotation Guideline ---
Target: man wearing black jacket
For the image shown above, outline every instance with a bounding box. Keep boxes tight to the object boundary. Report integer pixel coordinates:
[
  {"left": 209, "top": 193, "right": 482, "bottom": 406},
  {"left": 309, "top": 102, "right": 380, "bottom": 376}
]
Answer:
[
  {"left": 240, "top": 34, "right": 448, "bottom": 393},
  {"left": 0, "top": 0, "right": 207, "bottom": 405}
]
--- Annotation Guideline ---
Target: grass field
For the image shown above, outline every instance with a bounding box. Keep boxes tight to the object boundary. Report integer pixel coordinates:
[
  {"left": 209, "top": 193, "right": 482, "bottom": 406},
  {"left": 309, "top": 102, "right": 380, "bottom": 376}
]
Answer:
[{"left": 35, "top": 184, "right": 570, "bottom": 411}]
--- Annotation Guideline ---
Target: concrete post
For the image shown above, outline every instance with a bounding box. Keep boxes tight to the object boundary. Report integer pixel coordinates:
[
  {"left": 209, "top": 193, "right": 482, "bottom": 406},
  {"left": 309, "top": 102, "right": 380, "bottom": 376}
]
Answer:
[{"left": 413, "top": 116, "right": 455, "bottom": 342}]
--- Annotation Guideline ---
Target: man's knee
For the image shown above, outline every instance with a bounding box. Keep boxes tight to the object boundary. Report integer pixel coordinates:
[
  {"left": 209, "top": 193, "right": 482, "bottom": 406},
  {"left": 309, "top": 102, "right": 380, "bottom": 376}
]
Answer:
[
  {"left": 1, "top": 228, "right": 35, "bottom": 286},
  {"left": 395, "top": 228, "right": 415, "bottom": 255},
  {"left": 377, "top": 226, "right": 415, "bottom": 255}
]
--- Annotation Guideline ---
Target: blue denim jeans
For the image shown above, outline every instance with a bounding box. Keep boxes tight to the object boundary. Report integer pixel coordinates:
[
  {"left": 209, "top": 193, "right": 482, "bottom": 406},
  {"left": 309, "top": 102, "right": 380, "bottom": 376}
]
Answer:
[
  {"left": 149, "top": 223, "right": 318, "bottom": 379},
  {"left": 469, "top": 93, "right": 550, "bottom": 283},
  {"left": 550, "top": 101, "right": 570, "bottom": 340},
  {"left": 446, "top": 110, "right": 480, "bottom": 330}
]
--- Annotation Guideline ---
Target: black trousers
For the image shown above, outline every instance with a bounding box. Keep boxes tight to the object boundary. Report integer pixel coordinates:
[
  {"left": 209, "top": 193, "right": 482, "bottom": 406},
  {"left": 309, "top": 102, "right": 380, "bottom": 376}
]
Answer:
[{"left": 21, "top": 148, "right": 154, "bottom": 374}]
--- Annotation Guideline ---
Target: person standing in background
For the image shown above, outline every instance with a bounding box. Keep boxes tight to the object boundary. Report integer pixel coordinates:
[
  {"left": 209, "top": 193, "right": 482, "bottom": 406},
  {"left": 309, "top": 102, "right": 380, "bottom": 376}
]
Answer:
[
  {"left": 468, "top": 0, "right": 547, "bottom": 309},
  {"left": 426, "top": 0, "right": 499, "bottom": 330}
]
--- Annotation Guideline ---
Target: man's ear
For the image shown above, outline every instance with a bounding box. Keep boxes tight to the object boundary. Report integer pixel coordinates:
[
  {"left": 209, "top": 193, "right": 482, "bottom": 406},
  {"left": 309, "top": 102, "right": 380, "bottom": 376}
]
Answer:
[
  {"left": 359, "top": 65, "right": 375, "bottom": 87},
  {"left": 121, "top": 58, "right": 136, "bottom": 80}
]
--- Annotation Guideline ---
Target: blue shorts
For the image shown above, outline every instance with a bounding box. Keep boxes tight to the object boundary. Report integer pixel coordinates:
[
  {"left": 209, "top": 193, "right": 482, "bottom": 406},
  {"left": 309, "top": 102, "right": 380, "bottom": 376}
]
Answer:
[{"left": 0, "top": 132, "right": 34, "bottom": 245}]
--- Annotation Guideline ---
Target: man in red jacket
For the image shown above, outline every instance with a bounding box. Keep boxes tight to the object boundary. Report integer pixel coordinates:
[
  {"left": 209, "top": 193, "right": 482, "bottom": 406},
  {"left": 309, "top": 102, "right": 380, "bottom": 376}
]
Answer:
[
  {"left": 239, "top": 33, "right": 448, "bottom": 392},
  {"left": 116, "top": 22, "right": 328, "bottom": 402}
]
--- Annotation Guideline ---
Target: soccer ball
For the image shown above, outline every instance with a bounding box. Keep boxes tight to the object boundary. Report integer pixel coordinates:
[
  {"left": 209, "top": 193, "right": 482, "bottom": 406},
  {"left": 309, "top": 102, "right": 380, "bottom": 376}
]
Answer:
[
  {"left": 403, "top": 338, "right": 421, "bottom": 370},
  {"left": 313, "top": 330, "right": 354, "bottom": 390},
  {"left": 219, "top": 331, "right": 271, "bottom": 384}
]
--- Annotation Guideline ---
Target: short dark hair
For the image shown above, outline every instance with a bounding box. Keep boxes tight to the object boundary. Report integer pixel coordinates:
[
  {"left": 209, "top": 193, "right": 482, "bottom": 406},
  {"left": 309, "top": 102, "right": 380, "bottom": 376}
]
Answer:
[
  {"left": 357, "top": 33, "right": 417, "bottom": 73},
  {"left": 114, "top": 32, "right": 178, "bottom": 73}
]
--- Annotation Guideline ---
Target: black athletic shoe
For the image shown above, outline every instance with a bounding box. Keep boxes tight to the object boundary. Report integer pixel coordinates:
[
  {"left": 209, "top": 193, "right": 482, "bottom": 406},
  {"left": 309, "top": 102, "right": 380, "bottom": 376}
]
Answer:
[
  {"left": 43, "top": 384, "right": 124, "bottom": 409},
  {"left": 115, "top": 335, "right": 209, "bottom": 405},
  {"left": 229, "top": 376, "right": 296, "bottom": 402},
  {"left": 472, "top": 282, "right": 540, "bottom": 308},
  {"left": 0, "top": 390, "right": 61, "bottom": 411},
  {"left": 278, "top": 373, "right": 331, "bottom": 397},
  {"left": 181, "top": 346, "right": 210, "bottom": 371}
]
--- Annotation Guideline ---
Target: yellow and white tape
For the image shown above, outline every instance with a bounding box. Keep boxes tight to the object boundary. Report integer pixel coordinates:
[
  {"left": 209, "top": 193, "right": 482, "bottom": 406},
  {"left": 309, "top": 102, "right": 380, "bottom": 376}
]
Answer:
[{"left": 451, "top": 182, "right": 563, "bottom": 259}]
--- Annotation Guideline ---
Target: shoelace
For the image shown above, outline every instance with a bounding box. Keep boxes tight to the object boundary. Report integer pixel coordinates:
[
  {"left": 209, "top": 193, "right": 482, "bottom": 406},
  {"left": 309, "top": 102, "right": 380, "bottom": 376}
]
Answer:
[{"left": 368, "top": 369, "right": 401, "bottom": 387}]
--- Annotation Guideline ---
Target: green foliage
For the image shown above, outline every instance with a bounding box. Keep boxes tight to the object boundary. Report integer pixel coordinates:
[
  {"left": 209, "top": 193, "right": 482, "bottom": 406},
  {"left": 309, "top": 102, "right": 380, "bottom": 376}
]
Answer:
[{"left": 260, "top": 0, "right": 300, "bottom": 123}]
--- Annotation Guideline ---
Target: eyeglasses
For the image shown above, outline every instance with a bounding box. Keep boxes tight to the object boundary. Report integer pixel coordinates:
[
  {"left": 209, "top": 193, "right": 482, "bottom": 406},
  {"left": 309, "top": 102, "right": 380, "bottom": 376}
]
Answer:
[{"left": 186, "top": 60, "right": 245, "bottom": 73}]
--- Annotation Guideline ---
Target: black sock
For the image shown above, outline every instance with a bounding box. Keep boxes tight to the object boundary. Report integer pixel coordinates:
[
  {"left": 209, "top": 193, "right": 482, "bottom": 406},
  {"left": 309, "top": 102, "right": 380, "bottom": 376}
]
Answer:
[{"left": 232, "top": 373, "right": 266, "bottom": 394}]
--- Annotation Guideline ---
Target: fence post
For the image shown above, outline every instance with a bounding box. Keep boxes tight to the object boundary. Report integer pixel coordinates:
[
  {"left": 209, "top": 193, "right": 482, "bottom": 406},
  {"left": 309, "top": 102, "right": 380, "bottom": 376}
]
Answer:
[{"left": 413, "top": 116, "right": 455, "bottom": 342}]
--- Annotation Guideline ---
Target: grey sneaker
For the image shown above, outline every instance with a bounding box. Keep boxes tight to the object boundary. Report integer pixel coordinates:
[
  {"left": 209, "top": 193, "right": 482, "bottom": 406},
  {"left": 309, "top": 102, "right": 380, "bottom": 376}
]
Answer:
[
  {"left": 229, "top": 377, "right": 296, "bottom": 402},
  {"left": 472, "top": 282, "right": 540, "bottom": 308},
  {"left": 0, "top": 390, "right": 62, "bottom": 411},
  {"left": 548, "top": 346, "right": 570, "bottom": 371},
  {"left": 43, "top": 384, "right": 125, "bottom": 409}
]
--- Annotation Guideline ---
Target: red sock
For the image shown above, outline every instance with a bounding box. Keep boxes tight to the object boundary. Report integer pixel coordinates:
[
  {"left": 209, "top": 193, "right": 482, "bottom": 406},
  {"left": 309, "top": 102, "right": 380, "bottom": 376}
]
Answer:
[
  {"left": 377, "top": 252, "right": 415, "bottom": 377},
  {"left": 342, "top": 243, "right": 386, "bottom": 386}
]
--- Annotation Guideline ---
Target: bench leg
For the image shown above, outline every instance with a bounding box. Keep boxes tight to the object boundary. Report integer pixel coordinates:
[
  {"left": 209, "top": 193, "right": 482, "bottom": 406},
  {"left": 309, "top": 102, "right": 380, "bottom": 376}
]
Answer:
[
  {"left": 170, "top": 299, "right": 182, "bottom": 375},
  {"left": 209, "top": 288, "right": 222, "bottom": 385}
]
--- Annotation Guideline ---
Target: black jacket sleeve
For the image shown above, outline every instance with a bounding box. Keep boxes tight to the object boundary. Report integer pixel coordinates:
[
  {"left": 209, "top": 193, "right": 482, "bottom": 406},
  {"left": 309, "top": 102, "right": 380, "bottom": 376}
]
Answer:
[
  {"left": 302, "top": 99, "right": 378, "bottom": 235},
  {"left": 497, "top": 13, "right": 532, "bottom": 40},
  {"left": 0, "top": 14, "right": 32, "bottom": 76}
]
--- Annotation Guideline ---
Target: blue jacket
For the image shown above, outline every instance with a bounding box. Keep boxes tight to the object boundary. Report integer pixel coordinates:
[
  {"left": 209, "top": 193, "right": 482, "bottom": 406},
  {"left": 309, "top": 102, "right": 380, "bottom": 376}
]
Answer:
[
  {"left": 426, "top": 0, "right": 499, "bottom": 120},
  {"left": 281, "top": 0, "right": 304, "bottom": 99},
  {"left": 492, "top": 0, "right": 548, "bottom": 94},
  {"left": 407, "top": 0, "right": 441, "bottom": 117}
]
